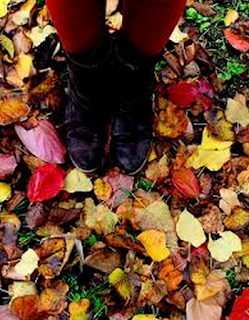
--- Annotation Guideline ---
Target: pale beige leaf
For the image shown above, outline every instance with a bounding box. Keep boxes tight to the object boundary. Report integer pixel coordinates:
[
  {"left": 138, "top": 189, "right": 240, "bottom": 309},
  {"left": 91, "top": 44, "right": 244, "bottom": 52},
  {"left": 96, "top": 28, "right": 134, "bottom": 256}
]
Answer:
[
  {"left": 219, "top": 188, "right": 240, "bottom": 215},
  {"left": 176, "top": 209, "right": 206, "bottom": 248},
  {"left": 14, "top": 249, "right": 39, "bottom": 276},
  {"left": 170, "top": 25, "right": 188, "bottom": 43},
  {"left": 186, "top": 297, "right": 222, "bottom": 320},
  {"left": 225, "top": 93, "right": 249, "bottom": 128},
  {"left": 26, "top": 25, "right": 57, "bottom": 47}
]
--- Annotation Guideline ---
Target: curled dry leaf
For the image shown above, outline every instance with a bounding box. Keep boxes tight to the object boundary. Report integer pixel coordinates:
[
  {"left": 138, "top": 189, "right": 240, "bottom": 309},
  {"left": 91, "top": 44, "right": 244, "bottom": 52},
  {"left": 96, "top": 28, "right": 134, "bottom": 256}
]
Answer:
[
  {"left": 172, "top": 166, "right": 200, "bottom": 198},
  {"left": 205, "top": 109, "right": 234, "bottom": 141},
  {"left": 137, "top": 279, "right": 168, "bottom": 306},
  {"left": 27, "top": 164, "right": 65, "bottom": 203},
  {"left": 145, "top": 154, "right": 169, "bottom": 182},
  {"left": 0, "top": 154, "right": 17, "bottom": 180},
  {"left": 15, "top": 119, "right": 66, "bottom": 164},
  {"left": 0, "top": 98, "right": 30, "bottom": 126},
  {"left": 137, "top": 230, "right": 170, "bottom": 262},
  {"left": 176, "top": 209, "right": 206, "bottom": 248}
]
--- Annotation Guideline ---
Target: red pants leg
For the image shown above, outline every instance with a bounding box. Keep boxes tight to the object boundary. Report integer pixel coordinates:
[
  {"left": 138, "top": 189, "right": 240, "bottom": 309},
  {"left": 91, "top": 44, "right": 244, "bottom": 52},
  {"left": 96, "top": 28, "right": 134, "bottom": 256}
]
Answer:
[
  {"left": 46, "top": 0, "right": 105, "bottom": 54},
  {"left": 122, "top": 0, "right": 186, "bottom": 56}
]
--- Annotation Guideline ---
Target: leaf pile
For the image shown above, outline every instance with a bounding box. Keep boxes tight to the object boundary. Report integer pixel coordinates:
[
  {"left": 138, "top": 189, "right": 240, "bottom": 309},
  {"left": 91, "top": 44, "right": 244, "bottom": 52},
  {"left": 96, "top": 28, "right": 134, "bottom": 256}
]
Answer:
[{"left": 0, "top": 0, "right": 249, "bottom": 320}]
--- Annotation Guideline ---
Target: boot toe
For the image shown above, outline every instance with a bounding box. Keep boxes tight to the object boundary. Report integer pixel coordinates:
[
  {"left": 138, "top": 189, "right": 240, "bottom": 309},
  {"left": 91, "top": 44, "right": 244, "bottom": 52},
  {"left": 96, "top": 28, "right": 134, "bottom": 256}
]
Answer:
[{"left": 113, "top": 138, "right": 152, "bottom": 175}]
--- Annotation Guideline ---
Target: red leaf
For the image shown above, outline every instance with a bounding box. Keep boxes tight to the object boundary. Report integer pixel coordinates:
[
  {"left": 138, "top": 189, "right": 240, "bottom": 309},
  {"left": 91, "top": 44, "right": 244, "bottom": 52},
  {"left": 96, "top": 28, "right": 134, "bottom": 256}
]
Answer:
[
  {"left": 27, "top": 164, "right": 65, "bottom": 203},
  {"left": 0, "top": 154, "right": 17, "bottom": 180},
  {"left": 230, "top": 288, "right": 249, "bottom": 320},
  {"left": 224, "top": 29, "right": 249, "bottom": 53},
  {"left": 168, "top": 82, "right": 199, "bottom": 108},
  {"left": 15, "top": 119, "right": 66, "bottom": 164},
  {"left": 191, "top": 244, "right": 208, "bottom": 259},
  {"left": 172, "top": 167, "right": 200, "bottom": 198}
]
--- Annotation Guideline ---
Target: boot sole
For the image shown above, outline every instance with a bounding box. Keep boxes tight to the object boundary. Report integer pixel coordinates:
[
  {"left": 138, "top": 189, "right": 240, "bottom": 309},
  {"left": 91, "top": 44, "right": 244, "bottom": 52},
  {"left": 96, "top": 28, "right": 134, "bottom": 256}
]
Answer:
[{"left": 69, "top": 154, "right": 99, "bottom": 174}]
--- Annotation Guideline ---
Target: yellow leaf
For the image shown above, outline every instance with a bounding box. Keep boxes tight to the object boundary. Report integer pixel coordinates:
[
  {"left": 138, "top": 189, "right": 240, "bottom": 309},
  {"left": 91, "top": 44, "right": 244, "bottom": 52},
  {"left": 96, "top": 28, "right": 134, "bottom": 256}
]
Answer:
[
  {"left": 93, "top": 178, "right": 112, "bottom": 201},
  {"left": 187, "top": 127, "right": 232, "bottom": 171},
  {"left": 225, "top": 93, "right": 249, "bottom": 128},
  {"left": 208, "top": 231, "right": 242, "bottom": 262},
  {"left": 176, "top": 209, "right": 206, "bottom": 248},
  {"left": 137, "top": 230, "right": 170, "bottom": 262},
  {"left": 224, "top": 9, "right": 239, "bottom": 26},
  {"left": 224, "top": 208, "right": 249, "bottom": 231},
  {"left": 0, "top": 35, "right": 14, "bottom": 59},
  {"left": 26, "top": 25, "right": 57, "bottom": 47},
  {"left": 170, "top": 25, "right": 188, "bottom": 43},
  {"left": 132, "top": 315, "right": 159, "bottom": 320},
  {"left": 69, "top": 299, "right": 91, "bottom": 320},
  {"left": 0, "top": 182, "right": 11, "bottom": 202},
  {"left": 9, "top": 281, "right": 38, "bottom": 302},
  {"left": 219, "top": 188, "right": 240, "bottom": 215},
  {"left": 108, "top": 268, "right": 133, "bottom": 301},
  {"left": 0, "top": 98, "right": 30, "bottom": 125},
  {"left": 14, "top": 249, "right": 39, "bottom": 276},
  {"left": 64, "top": 168, "right": 93, "bottom": 193},
  {"left": 12, "top": 0, "right": 36, "bottom": 25},
  {"left": 0, "top": 0, "right": 9, "bottom": 18}
]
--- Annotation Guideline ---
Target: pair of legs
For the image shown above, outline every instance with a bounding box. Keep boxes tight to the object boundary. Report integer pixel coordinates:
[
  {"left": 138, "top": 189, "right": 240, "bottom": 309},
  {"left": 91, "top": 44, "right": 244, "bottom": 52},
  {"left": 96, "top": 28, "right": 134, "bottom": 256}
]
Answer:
[{"left": 46, "top": 0, "right": 186, "bottom": 174}]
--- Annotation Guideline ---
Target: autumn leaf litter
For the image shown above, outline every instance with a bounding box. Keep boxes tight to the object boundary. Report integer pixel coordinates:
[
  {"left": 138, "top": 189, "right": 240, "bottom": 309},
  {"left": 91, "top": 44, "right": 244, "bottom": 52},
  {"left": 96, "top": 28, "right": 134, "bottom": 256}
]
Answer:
[{"left": 0, "top": 0, "right": 249, "bottom": 320}]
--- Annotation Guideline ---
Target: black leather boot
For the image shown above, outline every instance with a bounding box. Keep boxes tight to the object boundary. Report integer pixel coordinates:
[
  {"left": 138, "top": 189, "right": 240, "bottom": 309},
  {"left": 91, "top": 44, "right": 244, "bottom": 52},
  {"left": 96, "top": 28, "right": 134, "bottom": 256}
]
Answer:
[
  {"left": 111, "top": 35, "right": 157, "bottom": 175},
  {"left": 65, "top": 38, "right": 113, "bottom": 173}
]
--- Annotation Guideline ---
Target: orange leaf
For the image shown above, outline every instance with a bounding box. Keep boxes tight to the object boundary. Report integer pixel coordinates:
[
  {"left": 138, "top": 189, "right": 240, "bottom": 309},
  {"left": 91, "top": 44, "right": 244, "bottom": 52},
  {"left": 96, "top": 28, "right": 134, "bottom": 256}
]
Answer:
[
  {"left": 172, "top": 167, "right": 200, "bottom": 198},
  {"left": 11, "top": 295, "right": 41, "bottom": 320},
  {"left": 224, "top": 29, "right": 249, "bottom": 52},
  {"left": 0, "top": 98, "right": 30, "bottom": 126}
]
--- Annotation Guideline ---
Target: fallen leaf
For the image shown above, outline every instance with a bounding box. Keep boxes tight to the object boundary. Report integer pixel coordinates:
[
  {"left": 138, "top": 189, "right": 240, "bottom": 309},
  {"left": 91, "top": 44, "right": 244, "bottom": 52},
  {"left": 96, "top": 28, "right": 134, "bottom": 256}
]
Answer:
[
  {"left": 0, "top": 306, "right": 20, "bottom": 320},
  {"left": 137, "top": 230, "right": 170, "bottom": 262},
  {"left": 0, "top": 182, "right": 11, "bottom": 202},
  {"left": 84, "top": 248, "right": 121, "bottom": 273},
  {"left": 186, "top": 297, "right": 222, "bottom": 320},
  {"left": 187, "top": 127, "right": 233, "bottom": 171},
  {"left": 167, "top": 81, "right": 199, "bottom": 108},
  {"left": 26, "top": 25, "right": 57, "bottom": 47},
  {"left": 106, "top": 0, "right": 119, "bottom": 16},
  {"left": 155, "top": 102, "right": 188, "bottom": 138},
  {"left": 194, "top": 270, "right": 229, "bottom": 301},
  {"left": 169, "top": 25, "right": 188, "bottom": 43},
  {"left": 9, "top": 281, "right": 38, "bottom": 301},
  {"left": 0, "top": 154, "right": 17, "bottom": 180},
  {"left": 93, "top": 178, "right": 113, "bottom": 201},
  {"left": 224, "top": 208, "right": 249, "bottom": 231},
  {"left": 12, "top": 0, "right": 36, "bottom": 26},
  {"left": 15, "top": 119, "right": 66, "bottom": 164},
  {"left": 145, "top": 154, "right": 169, "bottom": 182},
  {"left": 27, "top": 164, "right": 65, "bottom": 202},
  {"left": 225, "top": 93, "right": 249, "bottom": 128},
  {"left": 108, "top": 268, "right": 133, "bottom": 301},
  {"left": 104, "top": 169, "right": 134, "bottom": 208},
  {"left": 219, "top": 188, "right": 240, "bottom": 215},
  {"left": 198, "top": 206, "right": 224, "bottom": 234},
  {"left": 132, "top": 316, "right": 159, "bottom": 320},
  {"left": 14, "top": 249, "right": 39, "bottom": 276},
  {"left": 172, "top": 166, "right": 200, "bottom": 198},
  {"left": 63, "top": 168, "right": 93, "bottom": 193},
  {"left": 0, "top": 34, "right": 14, "bottom": 58},
  {"left": 0, "top": 0, "right": 9, "bottom": 18},
  {"left": 84, "top": 198, "right": 118, "bottom": 235},
  {"left": 229, "top": 288, "right": 249, "bottom": 320},
  {"left": 69, "top": 299, "right": 91, "bottom": 320},
  {"left": 208, "top": 231, "right": 242, "bottom": 262},
  {"left": 205, "top": 109, "right": 234, "bottom": 141},
  {"left": 224, "top": 9, "right": 239, "bottom": 26},
  {"left": 134, "top": 200, "right": 177, "bottom": 247},
  {"left": 11, "top": 295, "right": 40, "bottom": 320},
  {"left": 159, "top": 259, "right": 183, "bottom": 291},
  {"left": 137, "top": 279, "right": 168, "bottom": 306},
  {"left": 176, "top": 209, "right": 206, "bottom": 248},
  {"left": 224, "top": 28, "right": 249, "bottom": 52},
  {"left": 0, "top": 98, "right": 30, "bottom": 126}
]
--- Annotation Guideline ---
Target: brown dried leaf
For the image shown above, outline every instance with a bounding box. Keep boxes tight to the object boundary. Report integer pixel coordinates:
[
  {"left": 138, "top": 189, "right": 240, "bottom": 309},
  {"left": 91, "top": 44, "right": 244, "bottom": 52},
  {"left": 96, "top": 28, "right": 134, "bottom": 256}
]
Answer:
[
  {"left": 84, "top": 248, "right": 121, "bottom": 273},
  {"left": 0, "top": 98, "right": 30, "bottom": 125}
]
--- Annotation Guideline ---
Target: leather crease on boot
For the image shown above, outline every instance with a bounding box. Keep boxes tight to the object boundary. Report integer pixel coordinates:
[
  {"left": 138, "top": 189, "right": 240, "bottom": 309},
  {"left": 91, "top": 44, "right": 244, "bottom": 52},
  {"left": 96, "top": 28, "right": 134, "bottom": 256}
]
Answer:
[
  {"left": 111, "top": 34, "right": 158, "bottom": 175},
  {"left": 65, "top": 36, "right": 114, "bottom": 173}
]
